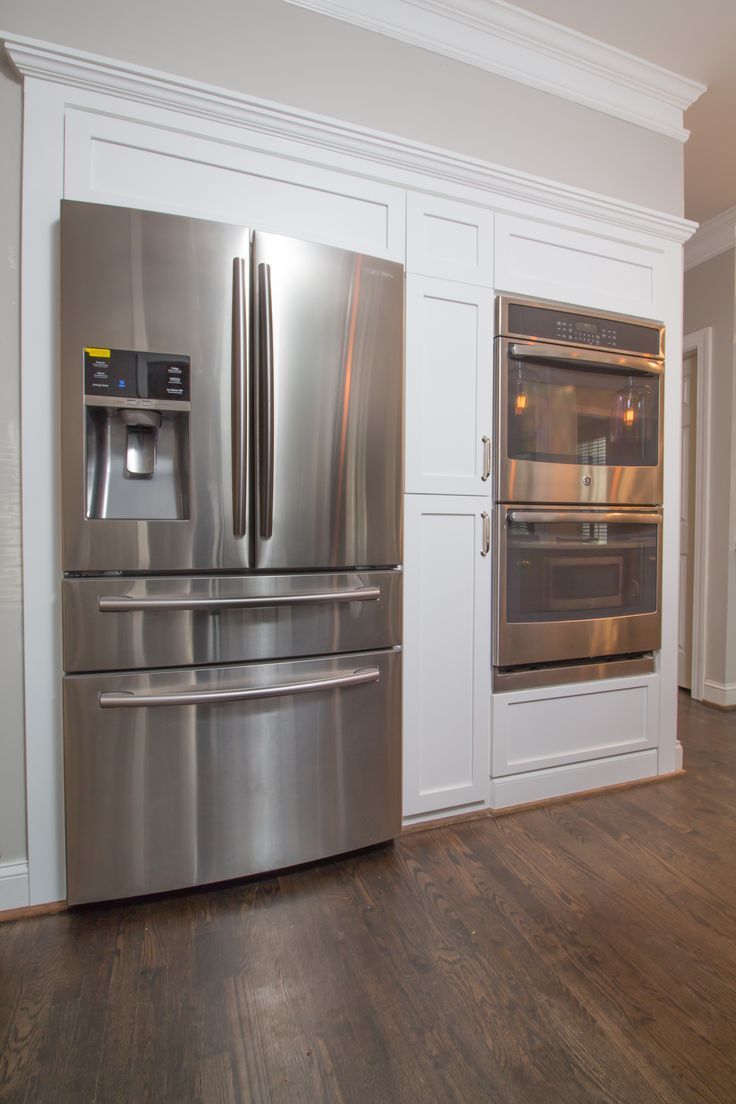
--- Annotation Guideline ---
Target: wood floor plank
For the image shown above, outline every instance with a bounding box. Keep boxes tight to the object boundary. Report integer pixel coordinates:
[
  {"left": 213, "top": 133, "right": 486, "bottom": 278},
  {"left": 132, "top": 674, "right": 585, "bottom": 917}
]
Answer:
[{"left": 1, "top": 693, "right": 735, "bottom": 1104}]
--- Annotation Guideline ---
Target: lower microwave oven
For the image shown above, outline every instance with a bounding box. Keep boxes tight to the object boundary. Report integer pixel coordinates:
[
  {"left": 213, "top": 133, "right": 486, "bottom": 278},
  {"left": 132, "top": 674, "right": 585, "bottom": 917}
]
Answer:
[{"left": 494, "top": 505, "right": 662, "bottom": 671}]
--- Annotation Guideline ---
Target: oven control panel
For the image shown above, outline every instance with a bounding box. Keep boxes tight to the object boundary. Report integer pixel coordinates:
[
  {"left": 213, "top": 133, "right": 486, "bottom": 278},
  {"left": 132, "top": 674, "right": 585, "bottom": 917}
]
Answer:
[{"left": 501, "top": 300, "right": 663, "bottom": 358}]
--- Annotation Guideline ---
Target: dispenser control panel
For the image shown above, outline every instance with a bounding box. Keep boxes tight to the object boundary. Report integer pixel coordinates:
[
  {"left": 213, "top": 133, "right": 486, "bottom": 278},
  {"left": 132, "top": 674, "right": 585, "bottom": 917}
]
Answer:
[{"left": 84, "top": 348, "right": 190, "bottom": 403}]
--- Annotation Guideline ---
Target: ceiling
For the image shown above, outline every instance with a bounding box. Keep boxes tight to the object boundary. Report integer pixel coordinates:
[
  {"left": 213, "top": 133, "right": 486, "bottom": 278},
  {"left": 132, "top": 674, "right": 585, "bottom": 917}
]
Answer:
[{"left": 500, "top": 0, "right": 736, "bottom": 224}]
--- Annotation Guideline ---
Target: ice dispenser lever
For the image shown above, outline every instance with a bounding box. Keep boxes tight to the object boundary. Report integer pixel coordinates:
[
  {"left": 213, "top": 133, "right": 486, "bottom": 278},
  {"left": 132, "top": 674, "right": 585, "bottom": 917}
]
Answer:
[{"left": 119, "top": 408, "right": 162, "bottom": 477}]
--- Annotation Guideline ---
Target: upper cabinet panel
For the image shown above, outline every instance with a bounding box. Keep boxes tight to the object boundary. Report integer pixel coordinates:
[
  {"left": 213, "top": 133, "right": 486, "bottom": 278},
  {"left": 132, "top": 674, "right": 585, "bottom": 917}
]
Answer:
[
  {"left": 407, "top": 193, "right": 493, "bottom": 286},
  {"left": 64, "top": 110, "right": 406, "bottom": 261},
  {"left": 495, "top": 213, "right": 667, "bottom": 320},
  {"left": 405, "top": 276, "right": 493, "bottom": 496}
]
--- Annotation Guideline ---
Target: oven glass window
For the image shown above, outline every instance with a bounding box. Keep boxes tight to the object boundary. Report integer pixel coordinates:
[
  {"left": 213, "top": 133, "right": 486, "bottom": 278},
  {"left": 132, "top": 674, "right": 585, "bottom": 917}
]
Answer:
[
  {"left": 506, "top": 517, "right": 658, "bottom": 623},
  {"left": 507, "top": 358, "right": 659, "bottom": 467}
]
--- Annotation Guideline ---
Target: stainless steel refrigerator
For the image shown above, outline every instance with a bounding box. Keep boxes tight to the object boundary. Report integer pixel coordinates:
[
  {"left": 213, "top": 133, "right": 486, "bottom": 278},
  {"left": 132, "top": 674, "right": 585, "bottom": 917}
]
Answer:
[{"left": 60, "top": 200, "right": 403, "bottom": 905}]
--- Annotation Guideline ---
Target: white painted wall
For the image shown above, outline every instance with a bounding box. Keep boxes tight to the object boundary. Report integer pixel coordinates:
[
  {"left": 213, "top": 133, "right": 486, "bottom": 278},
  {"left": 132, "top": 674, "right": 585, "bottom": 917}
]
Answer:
[
  {"left": 0, "top": 0, "right": 687, "bottom": 872},
  {"left": 683, "top": 248, "right": 736, "bottom": 696}
]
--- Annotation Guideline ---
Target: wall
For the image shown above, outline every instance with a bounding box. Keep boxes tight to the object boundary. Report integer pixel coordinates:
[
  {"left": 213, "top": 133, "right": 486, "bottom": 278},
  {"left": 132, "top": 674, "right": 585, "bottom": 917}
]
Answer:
[
  {"left": 683, "top": 248, "right": 736, "bottom": 692},
  {"left": 0, "top": 0, "right": 686, "bottom": 870}
]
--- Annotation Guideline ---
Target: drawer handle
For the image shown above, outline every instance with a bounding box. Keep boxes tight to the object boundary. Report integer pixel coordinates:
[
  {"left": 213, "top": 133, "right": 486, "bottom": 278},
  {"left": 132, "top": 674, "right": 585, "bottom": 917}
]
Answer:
[
  {"left": 99, "top": 666, "right": 380, "bottom": 709},
  {"left": 98, "top": 586, "right": 381, "bottom": 612}
]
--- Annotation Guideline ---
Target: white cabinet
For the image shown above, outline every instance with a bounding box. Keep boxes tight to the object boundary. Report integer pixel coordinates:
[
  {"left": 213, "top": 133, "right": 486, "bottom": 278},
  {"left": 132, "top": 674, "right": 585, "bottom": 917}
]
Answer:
[
  {"left": 402, "top": 495, "right": 491, "bottom": 819},
  {"left": 406, "top": 192, "right": 493, "bottom": 286},
  {"left": 405, "top": 276, "right": 493, "bottom": 496},
  {"left": 490, "top": 673, "right": 660, "bottom": 809},
  {"left": 494, "top": 212, "right": 667, "bottom": 319}
]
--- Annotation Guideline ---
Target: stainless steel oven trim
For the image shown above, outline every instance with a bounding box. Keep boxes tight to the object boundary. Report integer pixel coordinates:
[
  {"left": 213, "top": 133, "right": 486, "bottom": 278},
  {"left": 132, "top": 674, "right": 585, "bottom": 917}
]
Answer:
[
  {"left": 496, "top": 294, "right": 666, "bottom": 359},
  {"left": 493, "top": 505, "right": 663, "bottom": 669},
  {"left": 494, "top": 336, "right": 665, "bottom": 506}
]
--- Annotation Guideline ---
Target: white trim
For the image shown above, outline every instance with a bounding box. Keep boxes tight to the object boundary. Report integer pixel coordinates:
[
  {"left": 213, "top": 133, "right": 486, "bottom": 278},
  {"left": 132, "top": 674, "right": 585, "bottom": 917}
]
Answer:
[
  {"left": 283, "top": 0, "right": 705, "bottom": 141},
  {"left": 0, "top": 860, "right": 30, "bottom": 912},
  {"left": 684, "top": 207, "right": 736, "bottom": 271},
  {"left": 702, "top": 680, "right": 736, "bottom": 709},
  {"left": 2, "top": 33, "right": 696, "bottom": 246},
  {"left": 20, "top": 79, "right": 67, "bottom": 906},
  {"left": 683, "top": 329, "right": 712, "bottom": 703},
  {"left": 490, "top": 749, "right": 659, "bottom": 810},
  {"left": 403, "top": 799, "right": 488, "bottom": 827}
]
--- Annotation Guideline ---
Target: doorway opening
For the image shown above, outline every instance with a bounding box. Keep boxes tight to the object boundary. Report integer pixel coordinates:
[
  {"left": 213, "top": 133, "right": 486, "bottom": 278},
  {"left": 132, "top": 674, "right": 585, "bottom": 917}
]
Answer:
[{"left": 680, "top": 329, "right": 712, "bottom": 701}]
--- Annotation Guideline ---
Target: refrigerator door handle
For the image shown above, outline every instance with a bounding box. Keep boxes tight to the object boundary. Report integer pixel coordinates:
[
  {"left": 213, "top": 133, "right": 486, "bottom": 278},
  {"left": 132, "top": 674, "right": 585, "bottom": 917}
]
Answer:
[
  {"left": 98, "top": 666, "right": 380, "bottom": 709},
  {"left": 258, "top": 262, "right": 275, "bottom": 539},
  {"left": 97, "top": 585, "right": 382, "bottom": 612},
  {"left": 231, "top": 257, "right": 249, "bottom": 538}
]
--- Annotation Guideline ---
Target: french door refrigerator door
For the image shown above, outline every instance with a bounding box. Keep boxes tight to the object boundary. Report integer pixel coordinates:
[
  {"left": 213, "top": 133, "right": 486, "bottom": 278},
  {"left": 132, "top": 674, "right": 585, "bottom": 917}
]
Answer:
[
  {"left": 61, "top": 201, "right": 253, "bottom": 572},
  {"left": 252, "top": 233, "right": 403, "bottom": 571},
  {"left": 64, "top": 649, "right": 401, "bottom": 905}
]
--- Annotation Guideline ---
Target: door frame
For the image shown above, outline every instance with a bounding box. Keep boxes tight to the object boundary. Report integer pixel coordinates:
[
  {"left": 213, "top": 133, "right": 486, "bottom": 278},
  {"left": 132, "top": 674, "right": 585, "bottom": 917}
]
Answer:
[{"left": 682, "top": 327, "right": 712, "bottom": 701}]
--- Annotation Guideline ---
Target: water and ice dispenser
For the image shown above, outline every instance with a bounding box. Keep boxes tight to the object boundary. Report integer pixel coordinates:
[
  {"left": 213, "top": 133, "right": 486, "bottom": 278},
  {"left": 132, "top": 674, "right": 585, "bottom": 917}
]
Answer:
[{"left": 84, "top": 348, "right": 190, "bottom": 520}]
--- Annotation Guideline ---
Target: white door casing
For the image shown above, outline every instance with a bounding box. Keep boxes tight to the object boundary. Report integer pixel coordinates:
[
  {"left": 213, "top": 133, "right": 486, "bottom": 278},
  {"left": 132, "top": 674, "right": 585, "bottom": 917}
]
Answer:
[{"left": 679, "top": 350, "right": 696, "bottom": 689}]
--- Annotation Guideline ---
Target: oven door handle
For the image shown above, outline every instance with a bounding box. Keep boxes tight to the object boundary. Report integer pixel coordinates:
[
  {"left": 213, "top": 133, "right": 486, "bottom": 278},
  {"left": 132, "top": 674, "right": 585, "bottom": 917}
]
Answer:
[
  {"left": 507, "top": 510, "right": 662, "bottom": 525},
  {"left": 509, "top": 342, "right": 663, "bottom": 375}
]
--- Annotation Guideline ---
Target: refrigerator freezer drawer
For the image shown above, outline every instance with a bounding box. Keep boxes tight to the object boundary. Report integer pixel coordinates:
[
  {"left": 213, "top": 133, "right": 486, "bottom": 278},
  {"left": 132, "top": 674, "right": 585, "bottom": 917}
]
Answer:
[
  {"left": 63, "top": 570, "right": 402, "bottom": 673},
  {"left": 64, "top": 649, "right": 401, "bottom": 905}
]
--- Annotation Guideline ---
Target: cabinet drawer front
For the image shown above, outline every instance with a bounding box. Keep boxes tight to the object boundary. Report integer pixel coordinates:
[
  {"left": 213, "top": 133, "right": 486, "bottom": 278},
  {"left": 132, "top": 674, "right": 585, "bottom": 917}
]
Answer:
[
  {"left": 492, "top": 675, "right": 660, "bottom": 776},
  {"left": 64, "top": 649, "right": 401, "bottom": 904},
  {"left": 63, "top": 570, "right": 402, "bottom": 672}
]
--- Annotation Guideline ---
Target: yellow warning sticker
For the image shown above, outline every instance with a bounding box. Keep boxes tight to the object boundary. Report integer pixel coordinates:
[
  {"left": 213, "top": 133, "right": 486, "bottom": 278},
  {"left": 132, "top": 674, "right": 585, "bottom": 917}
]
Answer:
[{"left": 84, "top": 347, "right": 111, "bottom": 358}]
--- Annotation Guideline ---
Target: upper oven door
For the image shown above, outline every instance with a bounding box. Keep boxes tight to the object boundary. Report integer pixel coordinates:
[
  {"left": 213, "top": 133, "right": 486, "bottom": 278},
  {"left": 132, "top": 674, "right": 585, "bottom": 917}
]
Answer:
[{"left": 495, "top": 338, "right": 664, "bottom": 506}]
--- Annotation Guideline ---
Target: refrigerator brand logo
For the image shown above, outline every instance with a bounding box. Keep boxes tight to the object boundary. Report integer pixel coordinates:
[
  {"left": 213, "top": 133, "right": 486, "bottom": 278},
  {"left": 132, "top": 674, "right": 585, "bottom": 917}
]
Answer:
[{"left": 365, "top": 267, "right": 395, "bottom": 279}]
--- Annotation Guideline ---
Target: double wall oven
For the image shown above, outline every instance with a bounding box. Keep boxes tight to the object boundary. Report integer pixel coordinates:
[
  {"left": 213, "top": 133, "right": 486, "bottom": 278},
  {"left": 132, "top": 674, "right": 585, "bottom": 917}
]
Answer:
[{"left": 493, "top": 296, "right": 665, "bottom": 690}]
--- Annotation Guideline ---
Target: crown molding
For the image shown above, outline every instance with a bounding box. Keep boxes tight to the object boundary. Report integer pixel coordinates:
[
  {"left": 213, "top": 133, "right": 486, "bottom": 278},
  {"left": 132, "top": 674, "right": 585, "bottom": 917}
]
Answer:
[
  {"left": 3, "top": 33, "right": 696, "bottom": 245},
  {"left": 684, "top": 206, "right": 736, "bottom": 271},
  {"left": 283, "top": 0, "right": 705, "bottom": 142}
]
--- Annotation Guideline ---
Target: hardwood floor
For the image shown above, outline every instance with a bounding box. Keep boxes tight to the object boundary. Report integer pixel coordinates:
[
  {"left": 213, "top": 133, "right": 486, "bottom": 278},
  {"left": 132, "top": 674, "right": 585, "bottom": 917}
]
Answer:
[{"left": 1, "top": 693, "right": 735, "bottom": 1103}]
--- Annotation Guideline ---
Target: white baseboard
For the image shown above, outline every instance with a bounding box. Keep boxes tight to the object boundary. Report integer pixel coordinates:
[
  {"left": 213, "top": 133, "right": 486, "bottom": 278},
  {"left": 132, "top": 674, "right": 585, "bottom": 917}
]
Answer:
[
  {"left": 703, "top": 680, "right": 736, "bottom": 709},
  {"left": 675, "top": 740, "right": 684, "bottom": 772},
  {"left": 0, "top": 860, "right": 30, "bottom": 912},
  {"left": 489, "top": 749, "right": 659, "bottom": 810},
  {"left": 402, "top": 798, "right": 489, "bottom": 829}
]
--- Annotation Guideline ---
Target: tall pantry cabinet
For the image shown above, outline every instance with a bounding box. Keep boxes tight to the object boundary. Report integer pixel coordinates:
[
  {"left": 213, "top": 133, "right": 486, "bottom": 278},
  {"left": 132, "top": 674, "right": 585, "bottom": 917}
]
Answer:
[{"left": 402, "top": 194, "right": 494, "bottom": 822}]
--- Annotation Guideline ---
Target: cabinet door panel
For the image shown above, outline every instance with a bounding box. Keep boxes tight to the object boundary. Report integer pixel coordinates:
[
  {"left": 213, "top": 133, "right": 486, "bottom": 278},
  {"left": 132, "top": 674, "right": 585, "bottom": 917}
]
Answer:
[
  {"left": 405, "top": 277, "right": 493, "bottom": 496},
  {"left": 407, "top": 193, "right": 493, "bottom": 286},
  {"left": 403, "top": 495, "right": 491, "bottom": 817},
  {"left": 495, "top": 213, "right": 664, "bottom": 319}
]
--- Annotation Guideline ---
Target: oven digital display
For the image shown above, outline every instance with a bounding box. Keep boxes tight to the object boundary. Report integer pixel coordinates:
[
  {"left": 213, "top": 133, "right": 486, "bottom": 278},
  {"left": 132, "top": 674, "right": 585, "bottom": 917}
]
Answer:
[{"left": 505, "top": 302, "right": 662, "bottom": 356}]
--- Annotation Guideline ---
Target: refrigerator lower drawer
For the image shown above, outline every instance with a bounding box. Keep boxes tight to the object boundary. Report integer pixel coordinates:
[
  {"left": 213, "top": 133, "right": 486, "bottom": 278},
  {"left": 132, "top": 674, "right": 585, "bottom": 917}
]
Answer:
[
  {"left": 63, "top": 570, "right": 402, "bottom": 673},
  {"left": 64, "top": 649, "right": 401, "bottom": 905}
]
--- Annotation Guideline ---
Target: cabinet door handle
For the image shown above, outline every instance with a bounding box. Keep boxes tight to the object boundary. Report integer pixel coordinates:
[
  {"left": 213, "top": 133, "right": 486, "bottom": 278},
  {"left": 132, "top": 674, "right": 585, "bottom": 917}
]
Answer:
[
  {"left": 481, "top": 511, "right": 490, "bottom": 557},
  {"left": 481, "top": 435, "right": 491, "bottom": 481}
]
